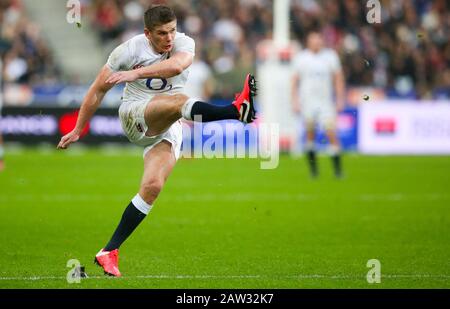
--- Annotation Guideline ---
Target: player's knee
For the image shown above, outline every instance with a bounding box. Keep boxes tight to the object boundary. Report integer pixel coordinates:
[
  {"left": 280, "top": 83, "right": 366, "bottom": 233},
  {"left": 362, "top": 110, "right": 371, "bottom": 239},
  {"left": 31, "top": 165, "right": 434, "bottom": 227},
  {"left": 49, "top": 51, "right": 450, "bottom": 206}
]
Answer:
[
  {"left": 140, "top": 179, "right": 164, "bottom": 203},
  {"left": 173, "top": 93, "right": 189, "bottom": 104},
  {"left": 154, "top": 94, "right": 188, "bottom": 118},
  {"left": 172, "top": 94, "right": 189, "bottom": 110},
  {"left": 168, "top": 94, "right": 189, "bottom": 118}
]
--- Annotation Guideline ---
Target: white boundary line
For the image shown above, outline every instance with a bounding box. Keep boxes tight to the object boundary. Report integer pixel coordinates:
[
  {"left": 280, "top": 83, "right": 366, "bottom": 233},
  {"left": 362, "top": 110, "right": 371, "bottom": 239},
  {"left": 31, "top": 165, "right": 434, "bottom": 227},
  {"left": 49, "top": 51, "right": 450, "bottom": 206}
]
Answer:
[
  {"left": 0, "top": 274, "right": 449, "bottom": 282},
  {"left": 1, "top": 193, "right": 448, "bottom": 203}
]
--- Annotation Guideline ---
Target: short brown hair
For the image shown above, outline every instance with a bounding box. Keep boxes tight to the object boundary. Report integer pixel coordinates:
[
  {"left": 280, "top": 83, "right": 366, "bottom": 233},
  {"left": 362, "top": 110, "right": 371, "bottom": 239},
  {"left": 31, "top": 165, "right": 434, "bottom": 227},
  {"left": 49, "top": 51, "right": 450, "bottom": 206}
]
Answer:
[{"left": 144, "top": 5, "right": 176, "bottom": 30}]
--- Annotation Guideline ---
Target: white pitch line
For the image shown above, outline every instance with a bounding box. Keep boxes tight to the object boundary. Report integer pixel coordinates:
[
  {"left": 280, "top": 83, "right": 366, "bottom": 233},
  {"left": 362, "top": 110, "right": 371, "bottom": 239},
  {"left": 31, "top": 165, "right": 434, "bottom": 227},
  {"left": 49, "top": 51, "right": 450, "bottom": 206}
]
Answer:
[
  {"left": 135, "top": 275, "right": 262, "bottom": 279},
  {"left": 1, "top": 193, "right": 448, "bottom": 203},
  {"left": 0, "top": 274, "right": 449, "bottom": 282}
]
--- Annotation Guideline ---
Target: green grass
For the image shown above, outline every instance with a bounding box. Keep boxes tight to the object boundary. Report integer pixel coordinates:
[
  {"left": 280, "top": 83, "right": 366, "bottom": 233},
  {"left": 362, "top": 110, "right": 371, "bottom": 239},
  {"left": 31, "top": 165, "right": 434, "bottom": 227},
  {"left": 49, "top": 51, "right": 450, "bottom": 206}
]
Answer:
[{"left": 0, "top": 148, "right": 449, "bottom": 288}]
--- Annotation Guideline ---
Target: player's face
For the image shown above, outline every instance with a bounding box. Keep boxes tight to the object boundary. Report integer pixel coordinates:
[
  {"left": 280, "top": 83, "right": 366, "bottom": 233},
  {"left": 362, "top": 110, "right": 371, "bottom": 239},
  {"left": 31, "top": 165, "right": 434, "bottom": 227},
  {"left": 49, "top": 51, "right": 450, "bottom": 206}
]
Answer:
[
  {"left": 307, "top": 33, "right": 324, "bottom": 53},
  {"left": 146, "top": 20, "right": 177, "bottom": 54}
]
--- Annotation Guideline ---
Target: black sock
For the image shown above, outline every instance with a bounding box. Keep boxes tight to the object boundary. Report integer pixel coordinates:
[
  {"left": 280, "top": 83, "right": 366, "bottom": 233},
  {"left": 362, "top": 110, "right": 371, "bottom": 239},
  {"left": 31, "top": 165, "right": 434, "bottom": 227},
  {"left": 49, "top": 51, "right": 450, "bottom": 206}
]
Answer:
[
  {"left": 332, "top": 154, "right": 342, "bottom": 178},
  {"left": 191, "top": 101, "right": 239, "bottom": 122},
  {"left": 104, "top": 202, "right": 147, "bottom": 251},
  {"left": 307, "top": 150, "right": 318, "bottom": 177}
]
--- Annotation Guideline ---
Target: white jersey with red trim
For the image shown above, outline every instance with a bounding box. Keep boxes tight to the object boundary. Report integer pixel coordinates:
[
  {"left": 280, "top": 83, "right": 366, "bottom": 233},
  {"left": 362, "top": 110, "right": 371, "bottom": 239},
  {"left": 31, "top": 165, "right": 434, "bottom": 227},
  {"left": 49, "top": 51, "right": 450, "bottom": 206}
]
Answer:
[{"left": 106, "top": 32, "right": 195, "bottom": 104}]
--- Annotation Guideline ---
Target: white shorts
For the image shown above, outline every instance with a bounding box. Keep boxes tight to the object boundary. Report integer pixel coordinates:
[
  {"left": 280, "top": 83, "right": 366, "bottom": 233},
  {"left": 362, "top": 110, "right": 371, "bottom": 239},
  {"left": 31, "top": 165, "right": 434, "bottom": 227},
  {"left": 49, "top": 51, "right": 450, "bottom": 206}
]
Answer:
[
  {"left": 118, "top": 100, "right": 183, "bottom": 160},
  {"left": 302, "top": 103, "right": 336, "bottom": 130}
]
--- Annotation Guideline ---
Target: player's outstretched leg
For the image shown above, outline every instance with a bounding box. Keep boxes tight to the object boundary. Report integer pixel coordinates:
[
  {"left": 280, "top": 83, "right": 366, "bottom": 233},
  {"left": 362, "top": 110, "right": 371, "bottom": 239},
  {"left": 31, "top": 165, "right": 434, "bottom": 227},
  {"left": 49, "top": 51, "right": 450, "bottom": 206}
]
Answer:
[
  {"left": 95, "top": 141, "right": 176, "bottom": 277},
  {"left": 184, "top": 73, "right": 257, "bottom": 124},
  {"left": 143, "top": 74, "right": 257, "bottom": 137}
]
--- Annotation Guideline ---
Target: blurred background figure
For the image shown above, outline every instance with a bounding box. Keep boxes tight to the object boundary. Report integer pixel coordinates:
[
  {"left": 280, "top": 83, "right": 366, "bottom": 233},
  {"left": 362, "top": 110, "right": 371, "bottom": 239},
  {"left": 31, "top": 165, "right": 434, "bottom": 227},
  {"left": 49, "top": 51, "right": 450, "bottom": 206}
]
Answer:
[
  {"left": 291, "top": 30, "right": 345, "bottom": 178},
  {"left": 183, "top": 43, "right": 215, "bottom": 101}
]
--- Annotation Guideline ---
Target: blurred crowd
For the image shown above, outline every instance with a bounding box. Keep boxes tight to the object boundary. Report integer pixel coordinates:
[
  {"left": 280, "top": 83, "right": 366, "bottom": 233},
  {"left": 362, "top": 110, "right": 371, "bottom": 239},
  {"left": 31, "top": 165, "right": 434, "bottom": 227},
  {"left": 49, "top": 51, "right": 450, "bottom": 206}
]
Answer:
[
  {"left": 85, "top": 0, "right": 449, "bottom": 100},
  {"left": 1, "top": 0, "right": 449, "bottom": 101},
  {"left": 0, "top": 0, "right": 59, "bottom": 86}
]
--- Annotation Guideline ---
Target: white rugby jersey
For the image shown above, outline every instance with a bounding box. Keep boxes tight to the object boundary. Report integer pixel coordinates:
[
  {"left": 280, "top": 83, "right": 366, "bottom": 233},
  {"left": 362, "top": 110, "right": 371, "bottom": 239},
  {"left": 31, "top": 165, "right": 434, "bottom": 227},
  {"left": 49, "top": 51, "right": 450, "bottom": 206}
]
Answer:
[
  {"left": 292, "top": 48, "right": 341, "bottom": 106},
  {"left": 106, "top": 32, "right": 195, "bottom": 104}
]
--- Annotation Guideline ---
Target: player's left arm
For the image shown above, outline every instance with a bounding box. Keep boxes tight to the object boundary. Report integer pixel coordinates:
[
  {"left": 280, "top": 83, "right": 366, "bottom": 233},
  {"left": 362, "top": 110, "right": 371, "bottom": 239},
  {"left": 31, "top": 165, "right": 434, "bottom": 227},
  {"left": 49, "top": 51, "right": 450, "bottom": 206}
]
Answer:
[
  {"left": 291, "top": 72, "right": 301, "bottom": 115},
  {"left": 329, "top": 49, "right": 345, "bottom": 112},
  {"left": 137, "top": 51, "right": 193, "bottom": 79},
  {"left": 334, "top": 69, "right": 345, "bottom": 112},
  {"left": 106, "top": 52, "right": 193, "bottom": 84}
]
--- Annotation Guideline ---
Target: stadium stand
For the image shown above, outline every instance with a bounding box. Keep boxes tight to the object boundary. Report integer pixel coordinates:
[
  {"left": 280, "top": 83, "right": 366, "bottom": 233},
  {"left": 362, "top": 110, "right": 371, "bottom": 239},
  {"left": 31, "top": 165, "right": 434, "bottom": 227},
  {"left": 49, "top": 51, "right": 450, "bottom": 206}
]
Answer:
[
  {"left": 1, "top": 0, "right": 448, "bottom": 104},
  {"left": 87, "top": 0, "right": 449, "bottom": 100},
  {"left": 0, "top": 0, "right": 60, "bottom": 85}
]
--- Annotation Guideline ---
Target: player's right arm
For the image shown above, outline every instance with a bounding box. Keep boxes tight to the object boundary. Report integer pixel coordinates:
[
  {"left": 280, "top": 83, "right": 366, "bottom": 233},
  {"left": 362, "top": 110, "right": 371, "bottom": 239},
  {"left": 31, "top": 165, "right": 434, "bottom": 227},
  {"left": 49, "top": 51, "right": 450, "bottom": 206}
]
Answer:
[{"left": 57, "top": 65, "right": 114, "bottom": 150}]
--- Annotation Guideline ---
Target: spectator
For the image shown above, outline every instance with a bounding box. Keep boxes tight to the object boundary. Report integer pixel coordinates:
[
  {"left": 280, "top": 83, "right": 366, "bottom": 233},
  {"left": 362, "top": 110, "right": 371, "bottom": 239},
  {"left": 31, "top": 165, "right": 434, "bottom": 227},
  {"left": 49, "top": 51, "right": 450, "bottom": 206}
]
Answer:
[{"left": 0, "top": 0, "right": 59, "bottom": 86}]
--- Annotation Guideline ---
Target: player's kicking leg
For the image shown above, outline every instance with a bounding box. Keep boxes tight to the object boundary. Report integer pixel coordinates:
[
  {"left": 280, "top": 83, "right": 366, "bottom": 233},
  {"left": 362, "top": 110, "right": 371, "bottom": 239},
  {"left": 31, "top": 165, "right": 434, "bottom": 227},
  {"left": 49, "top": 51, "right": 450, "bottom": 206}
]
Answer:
[
  {"left": 144, "top": 73, "right": 257, "bottom": 137},
  {"left": 95, "top": 141, "right": 176, "bottom": 277},
  {"left": 95, "top": 74, "right": 256, "bottom": 277}
]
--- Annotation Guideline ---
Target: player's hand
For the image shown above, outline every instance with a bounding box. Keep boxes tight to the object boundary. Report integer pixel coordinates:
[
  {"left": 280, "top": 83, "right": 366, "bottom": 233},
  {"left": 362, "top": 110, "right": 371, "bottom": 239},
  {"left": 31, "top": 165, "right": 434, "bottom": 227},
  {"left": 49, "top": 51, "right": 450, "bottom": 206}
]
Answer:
[
  {"left": 57, "top": 130, "right": 80, "bottom": 150},
  {"left": 106, "top": 71, "right": 140, "bottom": 84}
]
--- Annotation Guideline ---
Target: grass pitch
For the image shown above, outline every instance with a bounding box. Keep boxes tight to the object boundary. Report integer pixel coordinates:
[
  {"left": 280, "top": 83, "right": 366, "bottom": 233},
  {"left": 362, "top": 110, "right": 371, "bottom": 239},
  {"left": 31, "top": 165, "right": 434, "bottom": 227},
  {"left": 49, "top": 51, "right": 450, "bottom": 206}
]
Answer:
[{"left": 0, "top": 147, "right": 449, "bottom": 288}]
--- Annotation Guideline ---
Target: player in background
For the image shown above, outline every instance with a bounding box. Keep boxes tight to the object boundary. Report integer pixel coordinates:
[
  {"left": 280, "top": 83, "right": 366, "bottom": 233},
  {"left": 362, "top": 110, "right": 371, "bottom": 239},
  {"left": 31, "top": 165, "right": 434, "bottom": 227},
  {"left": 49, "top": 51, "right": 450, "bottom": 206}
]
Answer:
[
  {"left": 57, "top": 5, "right": 256, "bottom": 277},
  {"left": 291, "top": 31, "right": 345, "bottom": 178},
  {"left": 183, "top": 44, "right": 215, "bottom": 101}
]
